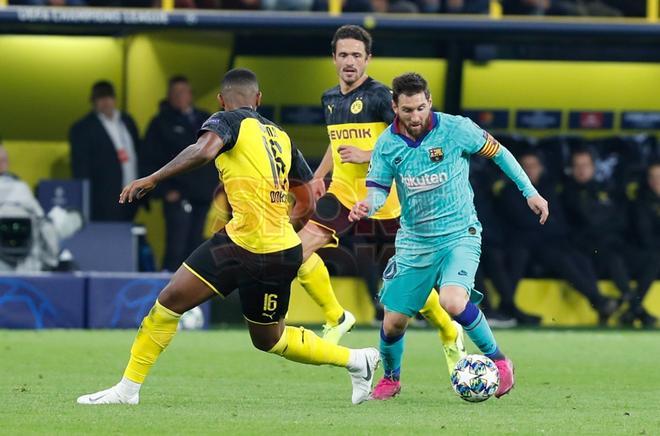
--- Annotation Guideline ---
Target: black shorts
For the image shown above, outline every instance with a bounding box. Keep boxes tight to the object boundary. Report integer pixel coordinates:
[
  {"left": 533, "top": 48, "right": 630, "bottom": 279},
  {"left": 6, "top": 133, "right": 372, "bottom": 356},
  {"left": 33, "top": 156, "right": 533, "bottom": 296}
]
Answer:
[
  {"left": 309, "top": 193, "right": 399, "bottom": 245},
  {"left": 183, "top": 231, "right": 302, "bottom": 325}
]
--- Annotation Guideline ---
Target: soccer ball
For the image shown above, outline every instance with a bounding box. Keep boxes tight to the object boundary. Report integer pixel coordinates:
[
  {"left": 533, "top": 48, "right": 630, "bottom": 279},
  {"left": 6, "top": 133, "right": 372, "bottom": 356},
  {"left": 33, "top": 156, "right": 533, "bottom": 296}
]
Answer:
[
  {"left": 450, "top": 354, "right": 499, "bottom": 402},
  {"left": 178, "top": 306, "right": 205, "bottom": 330}
]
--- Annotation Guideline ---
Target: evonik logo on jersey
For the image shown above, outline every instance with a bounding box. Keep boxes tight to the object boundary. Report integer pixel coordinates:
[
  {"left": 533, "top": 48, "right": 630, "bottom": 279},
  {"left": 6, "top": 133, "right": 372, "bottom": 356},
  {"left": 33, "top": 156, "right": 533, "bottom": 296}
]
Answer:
[{"left": 401, "top": 172, "right": 448, "bottom": 192}]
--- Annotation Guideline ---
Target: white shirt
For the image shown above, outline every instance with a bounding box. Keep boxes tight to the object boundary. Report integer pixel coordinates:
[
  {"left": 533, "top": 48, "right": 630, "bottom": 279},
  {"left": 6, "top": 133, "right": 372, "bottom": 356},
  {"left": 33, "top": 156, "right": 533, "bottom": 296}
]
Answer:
[{"left": 97, "top": 110, "right": 138, "bottom": 187}]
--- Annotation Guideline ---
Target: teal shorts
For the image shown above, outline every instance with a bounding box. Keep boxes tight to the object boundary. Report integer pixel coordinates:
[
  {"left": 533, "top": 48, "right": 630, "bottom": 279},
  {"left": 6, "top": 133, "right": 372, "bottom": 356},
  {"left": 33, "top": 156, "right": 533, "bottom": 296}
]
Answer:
[{"left": 379, "top": 234, "right": 483, "bottom": 317}]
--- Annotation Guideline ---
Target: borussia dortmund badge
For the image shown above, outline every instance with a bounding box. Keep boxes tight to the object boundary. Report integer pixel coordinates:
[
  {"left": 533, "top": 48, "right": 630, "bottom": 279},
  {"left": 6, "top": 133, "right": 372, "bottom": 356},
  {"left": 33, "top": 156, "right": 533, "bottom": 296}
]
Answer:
[{"left": 350, "top": 99, "right": 363, "bottom": 114}]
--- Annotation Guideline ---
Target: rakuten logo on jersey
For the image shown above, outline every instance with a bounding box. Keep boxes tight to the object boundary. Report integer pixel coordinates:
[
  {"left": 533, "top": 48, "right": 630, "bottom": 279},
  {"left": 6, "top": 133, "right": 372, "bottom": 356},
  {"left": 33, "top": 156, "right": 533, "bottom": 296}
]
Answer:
[{"left": 401, "top": 172, "right": 448, "bottom": 192}]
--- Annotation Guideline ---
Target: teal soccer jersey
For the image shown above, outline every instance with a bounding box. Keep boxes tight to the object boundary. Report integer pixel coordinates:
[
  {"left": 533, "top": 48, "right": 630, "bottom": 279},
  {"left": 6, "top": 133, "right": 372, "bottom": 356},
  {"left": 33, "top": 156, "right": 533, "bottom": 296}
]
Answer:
[{"left": 366, "top": 112, "right": 496, "bottom": 257}]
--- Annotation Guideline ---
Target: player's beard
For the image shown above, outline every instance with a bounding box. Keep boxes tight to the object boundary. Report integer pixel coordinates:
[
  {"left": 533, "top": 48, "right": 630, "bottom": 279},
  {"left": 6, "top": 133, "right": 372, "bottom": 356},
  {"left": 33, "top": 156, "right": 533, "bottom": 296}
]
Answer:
[{"left": 404, "top": 117, "right": 429, "bottom": 139}]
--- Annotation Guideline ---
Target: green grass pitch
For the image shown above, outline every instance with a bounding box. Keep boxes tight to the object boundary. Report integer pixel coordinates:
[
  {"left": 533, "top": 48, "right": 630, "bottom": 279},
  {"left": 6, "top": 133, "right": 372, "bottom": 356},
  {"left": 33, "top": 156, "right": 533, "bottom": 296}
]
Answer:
[{"left": 1, "top": 329, "right": 658, "bottom": 435}]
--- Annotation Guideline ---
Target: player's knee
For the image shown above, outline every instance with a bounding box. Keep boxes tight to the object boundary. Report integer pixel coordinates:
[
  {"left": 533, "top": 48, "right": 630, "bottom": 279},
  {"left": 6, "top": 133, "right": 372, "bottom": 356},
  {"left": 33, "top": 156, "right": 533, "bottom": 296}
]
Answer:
[
  {"left": 382, "top": 314, "right": 408, "bottom": 336},
  {"left": 248, "top": 325, "right": 284, "bottom": 352},
  {"left": 300, "top": 224, "right": 332, "bottom": 261},
  {"left": 156, "top": 283, "right": 185, "bottom": 314},
  {"left": 438, "top": 286, "right": 469, "bottom": 316},
  {"left": 251, "top": 336, "right": 279, "bottom": 352}
]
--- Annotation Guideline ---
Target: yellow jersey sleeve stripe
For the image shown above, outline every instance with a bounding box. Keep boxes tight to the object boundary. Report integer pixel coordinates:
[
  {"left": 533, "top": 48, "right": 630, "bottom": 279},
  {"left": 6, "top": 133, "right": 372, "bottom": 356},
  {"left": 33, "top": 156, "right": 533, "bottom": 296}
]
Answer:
[
  {"left": 306, "top": 219, "right": 340, "bottom": 247},
  {"left": 182, "top": 262, "right": 224, "bottom": 298}
]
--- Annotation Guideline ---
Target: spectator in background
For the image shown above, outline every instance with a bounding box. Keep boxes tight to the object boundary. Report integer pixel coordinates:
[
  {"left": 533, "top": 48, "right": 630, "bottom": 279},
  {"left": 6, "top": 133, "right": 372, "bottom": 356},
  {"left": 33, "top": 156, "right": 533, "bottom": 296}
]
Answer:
[
  {"left": 439, "top": 0, "right": 489, "bottom": 13},
  {"left": 563, "top": 149, "right": 634, "bottom": 312},
  {"left": 70, "top": 81, "right": 142, "bottom": 222},
  {"left": 502, "top": 0, "right": 621, "bottom": 16},
  {"left": 621, "top": 162, "right": 660, "bottom": 327},
  {"left": 144, "top": 76, "right": 215, "bottom": 272},
  {"left": 471, "top": 161, "right": 540, "bottom": 326},
  {"left": 499, "top": 151, "right": 619, "bottom": 324},
  {"left": 9, "top": 0, "right": 87, "bottom": 5}
]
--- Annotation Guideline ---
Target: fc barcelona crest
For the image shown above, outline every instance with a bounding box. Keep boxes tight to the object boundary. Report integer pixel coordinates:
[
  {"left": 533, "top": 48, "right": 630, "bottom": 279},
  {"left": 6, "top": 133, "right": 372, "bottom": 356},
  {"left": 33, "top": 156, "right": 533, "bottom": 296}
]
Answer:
[{"left": 429, "top": 147, "right": 444, "bottom": 162}]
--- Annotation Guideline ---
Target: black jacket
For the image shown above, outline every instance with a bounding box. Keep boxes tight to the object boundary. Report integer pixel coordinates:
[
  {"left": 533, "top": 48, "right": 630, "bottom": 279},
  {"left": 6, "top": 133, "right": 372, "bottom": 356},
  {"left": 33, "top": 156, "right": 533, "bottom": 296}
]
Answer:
[
  {"left": 633, "top": 188, "right": 660, "bottom": 250},
  {"left": 144, "top": 102, "right": 217, "bottom": 204},
  {"left": 69, "top": 111, "right": 141, "bottom": 221},
  {"left": 562, "top": 178, "right": 628, "bottom": 251},
  {"left": 499, "top": 175, "right": 569, "bottom": 247}
]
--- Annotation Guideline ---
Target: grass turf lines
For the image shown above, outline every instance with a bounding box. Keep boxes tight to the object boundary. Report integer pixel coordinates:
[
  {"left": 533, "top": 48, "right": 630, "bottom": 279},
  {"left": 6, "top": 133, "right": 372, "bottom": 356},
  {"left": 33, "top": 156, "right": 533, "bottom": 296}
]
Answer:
[{"left": 1, "top": 329, "right": 658, "bottom": 435}]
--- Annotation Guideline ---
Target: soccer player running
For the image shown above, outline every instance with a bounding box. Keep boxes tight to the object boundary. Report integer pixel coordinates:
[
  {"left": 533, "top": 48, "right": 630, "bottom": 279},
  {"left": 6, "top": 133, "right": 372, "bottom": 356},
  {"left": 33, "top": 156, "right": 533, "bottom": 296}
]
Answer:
[
  {"left": 77, "top": 68, "right": 379, "bottom": 406},
  {"left": 349, "top": 73, "right": 549, "bottom": 400},
  {"left": 299, "top": 25, "right": 466, "bottom": 374}
]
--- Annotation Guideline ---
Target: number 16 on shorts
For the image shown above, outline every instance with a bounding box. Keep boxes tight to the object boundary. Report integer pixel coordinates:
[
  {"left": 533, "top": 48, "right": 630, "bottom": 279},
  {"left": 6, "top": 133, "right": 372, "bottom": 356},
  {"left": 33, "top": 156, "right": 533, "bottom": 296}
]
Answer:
[{"left": 263, "top": 294, "right": 278, "bottom": 311}]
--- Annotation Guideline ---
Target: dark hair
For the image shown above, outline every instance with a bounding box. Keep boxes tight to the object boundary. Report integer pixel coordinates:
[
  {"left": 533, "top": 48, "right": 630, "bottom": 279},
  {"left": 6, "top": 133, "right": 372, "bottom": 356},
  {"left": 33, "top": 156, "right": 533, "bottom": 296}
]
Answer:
[
  {"left": 648, "top": 160, "right": 660, "bottom": 172},
  {"left": 518, "top": 148, "right": 542, "bottom": 161},
  {"left": 331, "top": 25, "right": 372, "bottom": 56},
  {"left": 90, "top": 80, "right": 115, "bottom": 101},
  {"left": 571, "top": 147, "right": 594, "bottom": 163},
  {"left": 392, "top": 72, "right": 430, "bottom": 103},
  {"left": 220, "top": 68, "right": 259, "bottom": 92},
  {"left": 168, "top": 75, "right": 189, "bottom": 90}
]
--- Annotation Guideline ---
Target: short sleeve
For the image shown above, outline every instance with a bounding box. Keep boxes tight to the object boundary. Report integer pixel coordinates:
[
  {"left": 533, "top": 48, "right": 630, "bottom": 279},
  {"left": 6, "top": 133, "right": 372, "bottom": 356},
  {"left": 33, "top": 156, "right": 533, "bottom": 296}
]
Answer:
[
  {"left": 288, "top": 145, "right": 314, "bottom": 186},
  {"left": 366, "top": 139, "right": 394, "bottom": 192},
  {"left": 198, "top": 112, "right": 235, "bottom": 153},
  {"left": 376, "top": 87, "right": 395, "bottom": 125}
]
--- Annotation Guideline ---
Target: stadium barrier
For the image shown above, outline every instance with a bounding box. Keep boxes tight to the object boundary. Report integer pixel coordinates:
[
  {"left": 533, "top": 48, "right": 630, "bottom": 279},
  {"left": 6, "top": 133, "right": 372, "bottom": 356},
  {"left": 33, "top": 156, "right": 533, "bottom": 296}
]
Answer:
[
  {"left": 1, "top": 272, "right": 657, "bottom": 328},
  {"left": 0, "top": 272, "right": 210, "bottom": 329}
]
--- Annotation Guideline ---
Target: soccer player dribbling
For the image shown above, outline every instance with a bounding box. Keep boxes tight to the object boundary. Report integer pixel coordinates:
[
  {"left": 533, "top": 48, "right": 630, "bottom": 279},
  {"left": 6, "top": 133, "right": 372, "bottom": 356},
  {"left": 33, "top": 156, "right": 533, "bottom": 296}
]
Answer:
[
  {"left": 296, "top": 25, "right": 467, "bottom": 373},
  {"left": 349, "top": 72, "right": 549, "bottom": 400},
  {"left": 77, "top": 68, "right": 379, "bottom": 406}
]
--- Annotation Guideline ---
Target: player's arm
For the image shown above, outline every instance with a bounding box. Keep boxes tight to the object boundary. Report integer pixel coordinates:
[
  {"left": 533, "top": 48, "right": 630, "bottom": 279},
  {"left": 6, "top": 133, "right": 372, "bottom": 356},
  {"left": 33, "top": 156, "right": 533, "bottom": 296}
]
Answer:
[
  {"left": 289, "top": 146, "right": 316, "bottom": 231},
  {"left": 471, "top": 128, "right": 549, "bottom": 224},
  {"left": 119, "top": 131, "right": 222, "bottom": 203},
  {"left": 337, "top": 145, "right": 371, "bottom": 164},
  {"left": 348, "top": 141, "right": 394, "bottom": 222},
  {"left": 349, "top": 186, "right": 389, "bottom": 222},
  {"left": 309, "top": 145, "right": 333, "bottom": 199}
]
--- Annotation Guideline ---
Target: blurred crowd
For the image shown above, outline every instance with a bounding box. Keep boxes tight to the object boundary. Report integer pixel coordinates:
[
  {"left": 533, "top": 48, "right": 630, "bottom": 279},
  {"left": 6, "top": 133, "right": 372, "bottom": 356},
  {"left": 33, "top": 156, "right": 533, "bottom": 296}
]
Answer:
[
  {"left": 7, "top": 0, "right": 648, "bottom": 16},
  {"left": 469, "top": 134, "right": 660, "bottom": 327}
]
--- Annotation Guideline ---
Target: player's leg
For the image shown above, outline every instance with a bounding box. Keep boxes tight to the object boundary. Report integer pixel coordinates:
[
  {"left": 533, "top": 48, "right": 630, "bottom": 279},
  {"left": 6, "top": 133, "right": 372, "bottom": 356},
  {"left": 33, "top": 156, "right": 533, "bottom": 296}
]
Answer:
[
  {"left": 418, "top": 289, "right": 466, "bottom": 375},
  {"left": 371, "top": 310, "right": 408, "bottom": 400},
  {"left": 77, "top": 263, "right": 218, "bottom": 405},
  {"left": 297, "top": 194, "right": 356, "bottom": 343},
  {"left": 437, "top": 235, "right": 514, "bottom": 398},
  {"left": 373, "top": 218, "right": 465, "bottom": 374},
  {"left": 372, "top": 255, "right": 436, "bottom": 400},
  {"left": 241, "top": 246, "right": 378, "bottom": 405}
]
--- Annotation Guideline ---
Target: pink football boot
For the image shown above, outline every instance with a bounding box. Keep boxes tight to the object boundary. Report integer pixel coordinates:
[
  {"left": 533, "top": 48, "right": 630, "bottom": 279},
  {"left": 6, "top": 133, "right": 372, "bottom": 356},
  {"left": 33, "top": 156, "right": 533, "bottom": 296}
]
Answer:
[
  {"left": 371, "top": 377, "right": 401, "bottom": 400},
  {"left": 494, "top": 358, "right": 515, "bottom": 398}
]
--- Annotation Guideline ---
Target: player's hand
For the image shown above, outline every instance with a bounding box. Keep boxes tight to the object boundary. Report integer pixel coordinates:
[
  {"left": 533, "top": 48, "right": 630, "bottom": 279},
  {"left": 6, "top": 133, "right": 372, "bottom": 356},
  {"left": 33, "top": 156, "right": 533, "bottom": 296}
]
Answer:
[
  {"left": 119, "top": 175, "right": 157, "bottom": 204},
  {"left": 527, "top": 194, "right": 549, "bottom": 225},
  {"left": 338, "top": 146, "right": 371, "bottom": 164},
  {"left": 348, "top": 200, "right": 370, "bottom": 222},
  {"left": 310, "top": 177, "right": 326, "bottom": 200}
]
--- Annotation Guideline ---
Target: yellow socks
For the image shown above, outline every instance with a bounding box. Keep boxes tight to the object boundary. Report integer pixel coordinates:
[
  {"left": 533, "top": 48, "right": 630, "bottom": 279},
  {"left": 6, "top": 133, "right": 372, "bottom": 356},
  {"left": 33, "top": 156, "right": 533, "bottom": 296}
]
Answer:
[
  {"left": 297, "top": 253, "right": 344, "bottom": 326},
  {"left": 419, "top": 289, "right": 458, "bottom": 345},
  {"left": 123, "top": 300, "right": 181, "bottom": 384},
  {"left": 268, "top": 326, "right": 350, "bottom": 367}
]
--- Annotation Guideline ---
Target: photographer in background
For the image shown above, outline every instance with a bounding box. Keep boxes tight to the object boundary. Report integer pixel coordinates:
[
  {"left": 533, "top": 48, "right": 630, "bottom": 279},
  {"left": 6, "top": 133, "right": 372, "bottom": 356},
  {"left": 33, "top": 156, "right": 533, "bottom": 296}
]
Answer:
[{"left": 0, "top": 142, "right": 81, "bottom": 272}]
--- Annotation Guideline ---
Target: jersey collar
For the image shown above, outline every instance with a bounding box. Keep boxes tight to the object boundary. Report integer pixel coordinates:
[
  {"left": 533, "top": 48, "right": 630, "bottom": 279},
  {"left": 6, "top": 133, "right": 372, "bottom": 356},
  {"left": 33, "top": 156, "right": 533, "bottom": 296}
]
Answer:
[{"left": 391, "top": 112, "right": 438, "bottom": 148}]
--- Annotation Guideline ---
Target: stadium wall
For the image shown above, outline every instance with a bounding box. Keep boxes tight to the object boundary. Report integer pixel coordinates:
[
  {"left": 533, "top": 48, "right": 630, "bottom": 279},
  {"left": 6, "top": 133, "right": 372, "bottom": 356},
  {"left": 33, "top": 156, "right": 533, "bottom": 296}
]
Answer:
[{"left": 1, "top": 272, "right": 658, "bottom": 328}]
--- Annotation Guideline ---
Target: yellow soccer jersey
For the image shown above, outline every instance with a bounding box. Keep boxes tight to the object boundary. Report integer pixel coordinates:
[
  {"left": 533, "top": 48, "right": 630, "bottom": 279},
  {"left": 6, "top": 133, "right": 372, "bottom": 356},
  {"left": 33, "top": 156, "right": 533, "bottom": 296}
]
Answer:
[
  {"left": 322, "top": 77, "right": 401, "bottom": 220},
  {"left": 199, "top": 108, "right": 313, "bottom": 254}
]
